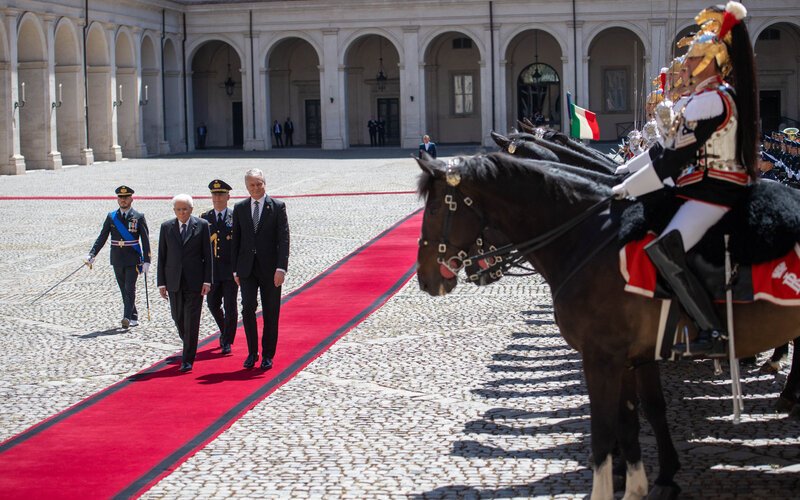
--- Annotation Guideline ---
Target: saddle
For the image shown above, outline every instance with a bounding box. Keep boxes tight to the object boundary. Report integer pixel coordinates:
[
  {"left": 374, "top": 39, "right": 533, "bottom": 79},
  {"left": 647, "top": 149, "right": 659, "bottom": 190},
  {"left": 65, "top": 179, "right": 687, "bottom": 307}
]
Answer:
[{"left": 616, "top": 180, "right": 800, "bottom": 305}]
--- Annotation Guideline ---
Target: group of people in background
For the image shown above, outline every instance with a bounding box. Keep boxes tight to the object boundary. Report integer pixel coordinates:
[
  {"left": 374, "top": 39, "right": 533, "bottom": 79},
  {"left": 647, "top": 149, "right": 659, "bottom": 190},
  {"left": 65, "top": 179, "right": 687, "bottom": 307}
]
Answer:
[
  {"left": 759, "top": 128, "right": 800, "bottom": 188},
  {"left": 367, "top": 117, "right": 386, "bottom": 146},
  {"left": 272, "top": 117, "right": 295, "bottom": 148},
  {"left": 85, "top": 170, "right": 290, "bottom": 373}
]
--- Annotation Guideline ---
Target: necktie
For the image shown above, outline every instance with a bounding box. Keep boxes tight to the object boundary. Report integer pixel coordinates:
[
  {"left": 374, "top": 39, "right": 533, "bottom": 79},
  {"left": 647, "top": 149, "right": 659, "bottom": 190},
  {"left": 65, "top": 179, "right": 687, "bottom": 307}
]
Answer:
[
  {"left": 180, "top": 223, "right": 187, "bottom": 242},
  {"left": 252, "top": 201, "right": 260, "bottom": 233},
  {"left": 217, "top": 212, "right": 223, "bottom": 225}
]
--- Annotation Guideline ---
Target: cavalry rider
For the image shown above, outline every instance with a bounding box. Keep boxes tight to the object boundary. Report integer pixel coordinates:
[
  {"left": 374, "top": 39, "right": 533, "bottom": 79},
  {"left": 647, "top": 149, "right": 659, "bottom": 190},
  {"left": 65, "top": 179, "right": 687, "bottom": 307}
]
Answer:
[{"left": 612, "top": 1, "right": 758, "bottom": 357}]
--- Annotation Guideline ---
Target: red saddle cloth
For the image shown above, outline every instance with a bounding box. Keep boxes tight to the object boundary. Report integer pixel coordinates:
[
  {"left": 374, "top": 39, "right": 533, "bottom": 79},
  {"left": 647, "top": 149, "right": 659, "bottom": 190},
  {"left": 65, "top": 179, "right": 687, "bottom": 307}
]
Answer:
[{"left": 620, "top": 234, "right": 800, "bottom": 305}]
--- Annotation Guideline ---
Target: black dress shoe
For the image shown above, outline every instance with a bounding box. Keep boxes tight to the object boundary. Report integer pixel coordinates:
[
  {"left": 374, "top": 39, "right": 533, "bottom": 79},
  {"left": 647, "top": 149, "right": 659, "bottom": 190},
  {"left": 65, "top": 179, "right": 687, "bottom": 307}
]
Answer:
[
  {"left": 243, "top": 354, "right": 258, "bottom": 369},
  {"left": 221, "top": 344, "right": 232, "bottom": 355},
  {"left": 179, "top": 362, "right": 193, "bottom": 372},
  {"left": 260, "top": 357, "right": 273, "bottom": 370}
]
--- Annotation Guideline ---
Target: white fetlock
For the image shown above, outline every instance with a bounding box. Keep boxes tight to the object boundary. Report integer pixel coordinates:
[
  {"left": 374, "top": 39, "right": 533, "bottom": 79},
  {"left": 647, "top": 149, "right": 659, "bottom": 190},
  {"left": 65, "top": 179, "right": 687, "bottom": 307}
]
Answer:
[
  {"left": 622, "top": 461, "right": 648, "bottom": 500},
  {"left": 591, "top": 454, "right": 614, "bottom": 500}
]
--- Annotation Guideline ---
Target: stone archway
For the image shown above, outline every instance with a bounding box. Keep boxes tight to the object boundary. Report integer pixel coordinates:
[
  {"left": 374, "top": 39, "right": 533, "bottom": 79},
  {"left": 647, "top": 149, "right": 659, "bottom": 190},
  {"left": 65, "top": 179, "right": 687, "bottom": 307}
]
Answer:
[
  {"left": 0, "top": 20, "right": 12, "bottom": 174},
  {"left": 191, "top": 41, "right": 243, "bottom": 149},
  {"left": 54, "top": 20, "right": 84, "bottom": 165},
  {"left": 266, "top": 37, "right": 321, "bottom": 147},
  {"left": 755, "top": 22, "right": 800, "bottom": 133},
  {"left": 505, "top": 29, "right": 564, "bottom": 130},
  {"left": 422, "top": 32, "right": 481, "bottom": 144},
  {"left": 18, "top": 14, "right": 58, "bottom": 169},
  {"left": 115, "top": 30, "right": 138, "bottom": 157},
  {"left": 588, "top": 27, "right": 646, "bottom": 141},
  {"left": 344, "top": 34, "right": 401, "bottom": 147},
  {"left": 141, "top": 35, "right": 159, "bottom": 155},
  {"left": 163, "top": 38, "right": 183, "bottom": 152},
  {"left": 86, "top": 23, "right": 118, "bottom": 161}
]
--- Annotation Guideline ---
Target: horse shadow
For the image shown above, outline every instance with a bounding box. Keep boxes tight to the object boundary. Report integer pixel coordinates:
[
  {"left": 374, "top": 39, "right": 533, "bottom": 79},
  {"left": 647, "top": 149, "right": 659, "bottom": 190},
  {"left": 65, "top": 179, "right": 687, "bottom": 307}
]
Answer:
[{"left": 75, "top": 327, "right": 128, "bottom": 339}]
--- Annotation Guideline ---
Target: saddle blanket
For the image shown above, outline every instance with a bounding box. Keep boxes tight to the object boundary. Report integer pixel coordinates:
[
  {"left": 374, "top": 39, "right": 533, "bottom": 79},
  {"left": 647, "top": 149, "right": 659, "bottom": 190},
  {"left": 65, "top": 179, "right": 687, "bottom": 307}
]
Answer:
[{"left": 620, "top": 233, "right": 800, "bottom": 306}]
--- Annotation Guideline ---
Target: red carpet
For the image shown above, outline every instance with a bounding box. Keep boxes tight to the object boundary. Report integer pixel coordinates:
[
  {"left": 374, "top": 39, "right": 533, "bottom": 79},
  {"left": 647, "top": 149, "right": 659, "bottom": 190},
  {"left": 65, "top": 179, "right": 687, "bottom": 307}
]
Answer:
[{"left": 0, "top": 210, "right": 422, "bottom": 499}]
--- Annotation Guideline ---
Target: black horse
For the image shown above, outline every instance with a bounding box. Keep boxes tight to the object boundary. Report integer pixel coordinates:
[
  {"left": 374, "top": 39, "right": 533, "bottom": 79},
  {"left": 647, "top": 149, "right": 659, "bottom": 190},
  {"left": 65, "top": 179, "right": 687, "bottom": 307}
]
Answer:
[{"left": 416, "top": 152, "right": 800, "bottom": 499}]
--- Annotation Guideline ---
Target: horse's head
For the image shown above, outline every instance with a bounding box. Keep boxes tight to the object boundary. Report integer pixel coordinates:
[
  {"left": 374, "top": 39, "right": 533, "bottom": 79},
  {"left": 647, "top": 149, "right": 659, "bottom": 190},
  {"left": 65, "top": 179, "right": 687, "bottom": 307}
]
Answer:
[
  {"left": 491, "top": 131, "right": 559, "bottom": 162},
  {"left": 416, "top": 155, "right": 494, "bottom": 296}
]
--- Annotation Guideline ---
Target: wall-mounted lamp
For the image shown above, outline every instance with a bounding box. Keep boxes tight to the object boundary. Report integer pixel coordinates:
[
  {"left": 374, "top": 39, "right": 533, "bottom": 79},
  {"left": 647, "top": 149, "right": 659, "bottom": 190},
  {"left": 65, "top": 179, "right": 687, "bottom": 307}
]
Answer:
[
  {"left": 52, "top": 83, "right": 63, "bottom": 109},
  {"left": 329, "top": 96, "right": 334, "bottom": 103},
  {"left": 410, "top": 95, "right": 414, "bottom": 102},
  {"left": 14, "top": 82, "right": 25, "bottom": 110},
  {"left": 139, "top": 84, "right": 149, "bottom": 106},
  {"left": 112, "top": 84, "right": 123, "bottom": 107}
]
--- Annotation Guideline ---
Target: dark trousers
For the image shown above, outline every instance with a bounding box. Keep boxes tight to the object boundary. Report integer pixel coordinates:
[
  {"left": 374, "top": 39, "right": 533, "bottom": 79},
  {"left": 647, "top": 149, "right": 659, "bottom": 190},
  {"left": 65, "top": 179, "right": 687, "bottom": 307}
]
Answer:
[
  {"left": 113, "top": 265, "right": 139, "bottom": 321},
  {"left": 240, "top": 262, "right": 282, "bottom": 359},
  {"left": 369, "top": 131, "right": 377, "bottom": 146},
  {"left": 207, "top": 279, "right": 239, "bottom": 345},
  {"left": 274, "top": 133, "right": 283, "bottom": 147},
  {"left": 168, "top": 290, "right": 203, "bottom": 364},
  {"left": 285, "top": 133, "right": 293, "bottom": 146}
]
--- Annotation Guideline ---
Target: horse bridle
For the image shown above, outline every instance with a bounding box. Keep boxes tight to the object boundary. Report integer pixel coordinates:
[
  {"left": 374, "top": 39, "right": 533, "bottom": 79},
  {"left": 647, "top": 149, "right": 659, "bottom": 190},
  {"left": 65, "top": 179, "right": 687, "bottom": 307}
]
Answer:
[
  {"left": 419, "top": 163, "right": 505, "bottom": 280},
  {"left": 422, "top": 163, "right": 614, "bottom": 286}
]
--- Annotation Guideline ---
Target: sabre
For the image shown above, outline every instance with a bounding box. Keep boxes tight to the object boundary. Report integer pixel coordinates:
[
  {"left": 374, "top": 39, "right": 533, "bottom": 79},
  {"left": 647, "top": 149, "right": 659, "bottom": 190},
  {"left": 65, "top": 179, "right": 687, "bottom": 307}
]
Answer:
[
  {"left": 31, "top": 262, "right": 89, "bottom": 304},
  {"left": 144, "top": 271, "right": 151, "bottom": 321}
]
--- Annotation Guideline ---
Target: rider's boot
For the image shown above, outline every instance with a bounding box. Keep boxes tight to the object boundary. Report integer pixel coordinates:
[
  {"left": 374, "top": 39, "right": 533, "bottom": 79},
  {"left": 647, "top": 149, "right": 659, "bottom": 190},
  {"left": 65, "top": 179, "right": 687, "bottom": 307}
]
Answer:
[{"left": 645, "top": 230, "right": 728, "bottom": 358}]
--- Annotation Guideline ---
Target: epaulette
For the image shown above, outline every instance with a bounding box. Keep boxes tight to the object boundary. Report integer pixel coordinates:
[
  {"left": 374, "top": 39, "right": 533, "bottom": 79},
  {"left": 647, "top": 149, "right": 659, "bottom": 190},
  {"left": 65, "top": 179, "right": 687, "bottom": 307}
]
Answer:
[{"left": 684, "top": 90, "right": 725, "bottom": 122}]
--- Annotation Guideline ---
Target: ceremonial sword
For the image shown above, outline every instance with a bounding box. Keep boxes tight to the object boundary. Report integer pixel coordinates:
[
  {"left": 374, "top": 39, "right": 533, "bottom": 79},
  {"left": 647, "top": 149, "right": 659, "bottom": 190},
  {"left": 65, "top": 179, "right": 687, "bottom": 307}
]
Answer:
[{"left": 31, "top": 261, "right": 90, "bottom": 304}]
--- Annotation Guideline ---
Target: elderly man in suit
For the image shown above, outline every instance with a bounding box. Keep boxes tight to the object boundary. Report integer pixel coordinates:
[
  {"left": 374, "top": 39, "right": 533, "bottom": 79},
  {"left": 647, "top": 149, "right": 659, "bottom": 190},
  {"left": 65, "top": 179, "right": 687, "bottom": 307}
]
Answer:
[
  {"left": 231, "top": 168, "right": 290, "bottom": 370},
  {"left": 418, "top": 134, "right": 437, "bottom": 159},
  {"left": 157, "top": 194, "right": 213, "bottom": 372}
]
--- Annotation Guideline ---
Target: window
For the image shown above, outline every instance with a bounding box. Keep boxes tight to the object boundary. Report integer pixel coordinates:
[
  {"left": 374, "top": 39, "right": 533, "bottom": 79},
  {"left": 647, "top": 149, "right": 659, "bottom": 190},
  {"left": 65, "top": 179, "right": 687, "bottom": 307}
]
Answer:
[
  {"left": 603, "top": 68, "right": 629, "bottom": 113},
  {"left": 453, "top": 74, "right": 474, "bottom": 115},
  {"left": 452, "top": 37, "right": 473, "bottom": 50}
]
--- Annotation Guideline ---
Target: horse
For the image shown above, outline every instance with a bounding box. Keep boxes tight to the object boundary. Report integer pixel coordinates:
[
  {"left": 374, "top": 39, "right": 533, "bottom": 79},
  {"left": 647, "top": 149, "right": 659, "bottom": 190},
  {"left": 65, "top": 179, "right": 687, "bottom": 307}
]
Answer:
[
  {"left": 492, "top": 130, "right": 617, "bottom": 175},
  {"left": 415, "top": 152, "right": 800, "bottom": 500}
]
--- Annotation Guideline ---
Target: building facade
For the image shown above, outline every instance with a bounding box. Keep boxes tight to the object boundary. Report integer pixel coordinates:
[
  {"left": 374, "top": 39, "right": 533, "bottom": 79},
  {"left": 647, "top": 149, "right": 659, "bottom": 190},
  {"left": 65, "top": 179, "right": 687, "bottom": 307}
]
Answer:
[{"left": 2, "top": 0, "right": 799, "bottom": 174}]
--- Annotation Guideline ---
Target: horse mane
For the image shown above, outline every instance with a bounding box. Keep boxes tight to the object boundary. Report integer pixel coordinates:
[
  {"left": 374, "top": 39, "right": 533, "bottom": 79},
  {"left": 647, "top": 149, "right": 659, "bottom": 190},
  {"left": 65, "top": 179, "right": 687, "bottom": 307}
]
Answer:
[{"left": 418, "top": 153, "right": 611, "bottom": 204}]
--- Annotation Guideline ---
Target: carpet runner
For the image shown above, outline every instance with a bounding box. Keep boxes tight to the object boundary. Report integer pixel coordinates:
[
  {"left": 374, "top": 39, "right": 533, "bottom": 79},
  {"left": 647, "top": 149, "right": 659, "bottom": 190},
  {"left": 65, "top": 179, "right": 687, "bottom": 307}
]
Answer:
[{"left": 0, "top": 210, "right": 422, "bottom": 499}]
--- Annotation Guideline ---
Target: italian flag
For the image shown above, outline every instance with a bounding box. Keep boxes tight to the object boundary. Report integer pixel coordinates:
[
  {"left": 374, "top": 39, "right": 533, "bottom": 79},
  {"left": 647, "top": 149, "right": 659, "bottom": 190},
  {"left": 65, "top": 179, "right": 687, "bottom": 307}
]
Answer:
[{"left": 567, "top": 92, "right": 600, "bottom": 141}]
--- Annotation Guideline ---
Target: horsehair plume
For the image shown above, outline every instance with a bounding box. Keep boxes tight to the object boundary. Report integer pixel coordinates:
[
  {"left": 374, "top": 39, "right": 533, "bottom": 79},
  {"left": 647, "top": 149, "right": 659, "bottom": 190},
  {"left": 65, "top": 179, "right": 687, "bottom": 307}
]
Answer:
[
  {"left": 659, "top": 67, "right": 667, "bottom": 92},
  {"left": 719, "top": 2, "right": 747, "bottom": 41}
]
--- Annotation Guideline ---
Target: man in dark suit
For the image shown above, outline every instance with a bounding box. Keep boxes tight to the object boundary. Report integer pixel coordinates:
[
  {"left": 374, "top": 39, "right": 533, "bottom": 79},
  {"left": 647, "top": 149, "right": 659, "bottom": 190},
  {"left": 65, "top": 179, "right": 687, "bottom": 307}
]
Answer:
[
  {"left": 200, "top": 179, "right": 238, "bottom": 355},
  {"left": 418, "top": 134, "right": 437, "bottom": 159},
  {"left": 85, "top": 185, "right": 151, "bottom": 329},
  {"left": 231, "top": 168, "right": 290, "bottom": 370},
  {"left": 368, "top": 118, "right": 378, "bottom": 147},
  {"left": 284, "top": 117, "right": 294, "bottom": 147},
  {"left": 157, "top": 194, "right": 213, "bottom": 372}
]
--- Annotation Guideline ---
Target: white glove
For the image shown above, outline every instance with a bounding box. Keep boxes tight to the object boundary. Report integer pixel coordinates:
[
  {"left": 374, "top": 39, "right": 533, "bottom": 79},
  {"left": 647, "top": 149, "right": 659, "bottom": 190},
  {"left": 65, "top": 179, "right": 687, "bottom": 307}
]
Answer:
[
  {"left": 141, "top": 262, "right": 150, "bottom": 274},
  {"left": 612, "top": 184, "right": 628, "bottom": 200},
  {"left": 615, "top": 164, "right": 630, "bottom": 175},
  {"left": 84, "top": 254, "right": 95, "bottom": 266}
]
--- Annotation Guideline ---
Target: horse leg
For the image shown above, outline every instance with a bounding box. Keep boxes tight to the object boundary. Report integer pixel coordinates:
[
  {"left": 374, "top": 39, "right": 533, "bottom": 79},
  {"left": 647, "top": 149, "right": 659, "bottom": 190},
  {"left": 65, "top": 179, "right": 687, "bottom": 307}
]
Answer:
[
  {"left": 778, "top": 338, "right": 800, "bottom": 415},
  {"left": 616, "top": 369, "right": 648, "bottom": 500},
  {"left": 635, "top": 363, "right": 681, "bottom": 500},
  {"left": 761, "top": 342, "right": 790, "bottom": 374},
  {"left": 584, "top": 358, "right": 623, "bottom": 500}
]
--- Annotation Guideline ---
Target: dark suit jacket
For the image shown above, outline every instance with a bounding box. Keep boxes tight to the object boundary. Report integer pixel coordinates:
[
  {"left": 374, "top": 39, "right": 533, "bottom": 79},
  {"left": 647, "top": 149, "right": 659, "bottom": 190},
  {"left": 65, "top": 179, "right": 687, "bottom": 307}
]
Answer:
[
  {"left": 201, "top": 208, "right": 234, "bottom": 282},
  {"left": 157, "top": 216, "right": 213, "bottom": 293},
  {"left": 418, "top": 142, "right": 437, "bottom": 159},
  {"left": 89, "top": 208, "right": 151, "bottom": 267},
  {"left": 231, "top": 196, "right": 290, "bottom": 279}
]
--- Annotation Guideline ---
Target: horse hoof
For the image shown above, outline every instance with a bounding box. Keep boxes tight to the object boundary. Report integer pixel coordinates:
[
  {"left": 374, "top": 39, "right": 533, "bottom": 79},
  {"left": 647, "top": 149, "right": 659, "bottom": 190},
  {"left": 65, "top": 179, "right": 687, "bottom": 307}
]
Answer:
[
  {"left": 759, "top": 361, "right": 780, "bottom": 375},
  {"left": 646, "top": 482, "right": 681, "bottom": 500},
  {"left": 774, "top": 396, "right": 796, "bottom": 413},
  {"left": 789, "top": 405, "right": 800, "bottom": 420}
]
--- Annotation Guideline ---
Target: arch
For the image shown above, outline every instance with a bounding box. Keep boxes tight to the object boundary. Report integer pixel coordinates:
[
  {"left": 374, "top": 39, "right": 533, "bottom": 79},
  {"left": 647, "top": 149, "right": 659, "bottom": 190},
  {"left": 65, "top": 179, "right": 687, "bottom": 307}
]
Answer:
[
  {"left": 584, "top": 21, "right": 649, "bottom": 57},
  {"left": 340, "top": 28, "right": 404, "bottom": 67},
  {"left": 114, "top": 28, "right": 136, "bottom": 68},
  {"left": 261, "top": 32, "right": 323, "bottom": 68},
  {"left": 754, "top": 21, "right": 800, "bottom": 133},
  {"left": 86, "top": 22, "right": 110, "bottom": 67},
  {"left": 17, "top": 12, "right": 47, "bottom": 62},
  {"left": 342, "top": 33, "right": 403, "bottom": 146},
  {"left": 54, "top": 17, "right": 84, "bottom": 165},
  {"left": 191, "top": 39, "right": 244, "bottom": 149},
  {"left": 419, "top": 26, "right": 486, "bottom": 63},
  {"left": 587, "top": 26, "right": 648, "bottom": 141},
  {"left": 266, "top": 36, "right": 322, "bottom": 147},
  {"left": 141, "top": 32, "right": 159, "bottom": 70},
  {"left": 115, "top": 28, "right": 138, "bottom": 157},
  {"left": 422, "top": 30, "right": 483, "bottom": 144},
  {"left": 187, "top": 35, "right": 244, "bottom": 69},
  {"left": 141, "top": 33, "right": 159, "bottom": 156},
  {"left": 0, "top": 16, "right": 8, "bottom": 62},
  {"left": 750, "top": 18, "right": 800, "bottom": 42},
  {"left": 501, "top": 25, "right": 568, "bottom": 63}
]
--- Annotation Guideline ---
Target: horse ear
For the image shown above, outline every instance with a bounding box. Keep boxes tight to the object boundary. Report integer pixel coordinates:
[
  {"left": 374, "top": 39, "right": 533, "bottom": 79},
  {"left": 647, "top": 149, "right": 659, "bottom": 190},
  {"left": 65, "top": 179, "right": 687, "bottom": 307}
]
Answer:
[
  {"left": 491, "top": 131, "right": 510, "bottom": 149},
  {"left": 415, "top": 153, "right": 443, "bottom": 177}
]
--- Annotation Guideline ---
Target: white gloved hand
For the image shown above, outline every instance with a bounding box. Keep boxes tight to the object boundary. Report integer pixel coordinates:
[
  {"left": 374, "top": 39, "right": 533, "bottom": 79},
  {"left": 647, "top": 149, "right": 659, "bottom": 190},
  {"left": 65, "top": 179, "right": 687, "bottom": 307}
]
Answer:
[
  {"left": 141, "top": 262, "right": 150, "bottom": 274},
  {"left": 615, "top": 164, "right": 630, "bottom": 175},
  {"left": 84, "top": 254, "right": 95, "bottom": 266},
  {"left": 612, "top": 184, "right": 629, "bottom": 200}
]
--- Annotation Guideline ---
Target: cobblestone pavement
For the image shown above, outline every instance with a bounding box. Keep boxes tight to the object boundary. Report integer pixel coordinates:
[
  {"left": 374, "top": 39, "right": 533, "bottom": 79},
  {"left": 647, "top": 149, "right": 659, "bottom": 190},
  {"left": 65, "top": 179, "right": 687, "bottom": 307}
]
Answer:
[{"left": 1, "top": 148, "right": 798, "bottom": 498}]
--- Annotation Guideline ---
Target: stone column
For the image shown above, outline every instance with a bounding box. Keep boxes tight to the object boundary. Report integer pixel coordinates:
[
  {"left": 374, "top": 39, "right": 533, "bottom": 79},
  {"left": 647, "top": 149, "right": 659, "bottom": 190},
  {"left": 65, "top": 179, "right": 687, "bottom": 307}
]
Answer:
[
  {"left": 244, "top": 31, "right": 264, "bottom": 150},
  {"left": 480, "top": 22, "right": 502, "bottom": 146},
  {"left": 4, "top": 9, "right": 25, "bottom": 174},
  {"left": 106, "top": 23, "right": 122, "bottom": 161},
  {"left": 43, "top": 15, "right": 62, "bottom": 169},
  {"left": 649, "top": 18, "right": 668, "bottom": 83},
  {"left": 401, "top": 25, "right": 421, "bottom": 148},
  {"left": 77, "top": 18, "right": 93, "bottom": 165},
  {"left": 565, "top": 20, "right": 587, "bottom": 133},
  {"left": 320, "top": 28, "right": 344, "bottom": 149}
]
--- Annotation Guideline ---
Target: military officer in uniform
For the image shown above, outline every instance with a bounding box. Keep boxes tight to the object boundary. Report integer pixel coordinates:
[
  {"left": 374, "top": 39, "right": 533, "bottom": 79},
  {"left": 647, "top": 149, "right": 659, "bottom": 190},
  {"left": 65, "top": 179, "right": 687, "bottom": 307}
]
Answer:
[
  {"left": 201, "top": 179, "right": 239, "bottom": 355},
  {"left": 85, "top": 185, "right": 151, "bottom": 329}
]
